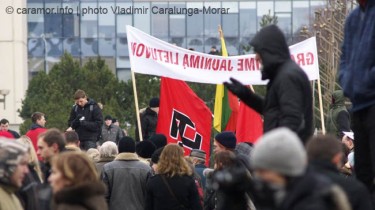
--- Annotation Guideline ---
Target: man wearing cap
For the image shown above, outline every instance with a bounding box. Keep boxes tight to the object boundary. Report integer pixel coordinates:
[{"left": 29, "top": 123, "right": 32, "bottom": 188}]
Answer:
[
  {"left": 190, "top": 149, "right": 207, "bottom": 190},
  {"left": 101, "top": 136, "right": 151, "bottom": 210},
  {"left": 342, "top": 131, "right": 355, "bottom": 173},
  {"left": 0, "top": 138, "right": 29, "bottom": 210},
  {"left": 213, "top": 131, "right": 237, "bottom": 154},
  {"left": 250, "top": 128, "right": 349, "bottom": 210},
  {"left": 137, "top": 97, "right": 160, "bottom": 141},
  {"left": 100, "top": 115, "right": 124, "bottom": 145}
]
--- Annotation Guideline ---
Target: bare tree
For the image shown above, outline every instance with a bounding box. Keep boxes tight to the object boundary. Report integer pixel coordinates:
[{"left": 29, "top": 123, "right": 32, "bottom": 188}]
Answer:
[{"left": 300, "top": 0, "right": 357, "bottom": 131}]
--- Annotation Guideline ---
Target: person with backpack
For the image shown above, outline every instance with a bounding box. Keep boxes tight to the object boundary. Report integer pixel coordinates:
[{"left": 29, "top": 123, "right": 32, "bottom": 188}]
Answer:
[{"left": 67, "top": 89, "right": 103, "bottom": 151}]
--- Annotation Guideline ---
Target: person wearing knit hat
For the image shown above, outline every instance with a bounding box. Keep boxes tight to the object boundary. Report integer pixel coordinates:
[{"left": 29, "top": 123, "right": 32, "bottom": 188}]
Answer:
[
  {"left": 101, "top": 136, "right": 151, "bottom": 210},
  {"left": 149, "top": 133, "right": 167, "bottom": 149},
  {"left": 118, "top": 136, "right": 136, "bottom": 153},
  {"left": 250, "top": 128, "right": 346, "bottom": 210},
  {"left": 136, "top": 97, "right": 160, "bottom": 141},
  {"left": 0, "top": 138, "right": 29, "bottom": 210},
  {"left": 251, "top": 128, "right": 306, "bottom": 177},
  {"left": 214, "top": 131, "right": 237, "bottom": 154},
  {"left": 136, "top": 140, "right": 156, "bottom": 164},
  {"left": 149, "top": 97, "right": 160, "bottom": 108}
]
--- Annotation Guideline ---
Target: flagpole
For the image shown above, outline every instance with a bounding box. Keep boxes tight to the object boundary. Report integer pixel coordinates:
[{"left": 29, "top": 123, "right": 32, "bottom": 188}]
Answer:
[
  {"left": 317, "top": 79, "right": 325, "bottom": 134},
  {"left": 131, "top": 69, "right": 144, "bottom": 141}
]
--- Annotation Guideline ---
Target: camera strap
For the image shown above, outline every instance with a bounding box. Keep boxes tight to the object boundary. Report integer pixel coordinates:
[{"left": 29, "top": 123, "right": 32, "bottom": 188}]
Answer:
[{"left": 161, "top": 175, "right": 189, "bottom": 210}]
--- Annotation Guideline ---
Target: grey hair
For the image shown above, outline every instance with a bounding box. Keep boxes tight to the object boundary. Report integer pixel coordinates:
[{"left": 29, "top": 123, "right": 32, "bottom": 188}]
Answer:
[{"left": 99, "top": 141, "right": 118, "bottom": 158}]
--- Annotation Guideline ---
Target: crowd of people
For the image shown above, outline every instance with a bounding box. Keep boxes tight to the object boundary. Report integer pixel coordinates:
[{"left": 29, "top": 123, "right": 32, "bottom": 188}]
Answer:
[
  {"left": 1, "top": 1, "right": 375, "bottom": 209},
  {"left": 0, "top": 126, "right": 372, "bottom": 210}
]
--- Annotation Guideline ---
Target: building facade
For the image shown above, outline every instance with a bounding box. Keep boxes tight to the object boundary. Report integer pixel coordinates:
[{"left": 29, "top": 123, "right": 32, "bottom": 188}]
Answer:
[
  {"left": 27, "top": 0, "right": 325, "bottom": 81},
  {"left": 0, "top": 0, "right": 28, "bottom": 127}
]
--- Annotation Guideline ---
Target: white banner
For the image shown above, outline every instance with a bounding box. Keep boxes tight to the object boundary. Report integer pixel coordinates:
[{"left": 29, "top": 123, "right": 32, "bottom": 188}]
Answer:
[{"left": 127, "top": 25, "right": 319, "bottom": 85}]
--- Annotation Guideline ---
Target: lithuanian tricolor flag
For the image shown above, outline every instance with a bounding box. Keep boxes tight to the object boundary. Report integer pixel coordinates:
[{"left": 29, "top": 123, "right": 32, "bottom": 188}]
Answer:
[{"left": 213, "top": 28, "right": 239, "bottom": 132}]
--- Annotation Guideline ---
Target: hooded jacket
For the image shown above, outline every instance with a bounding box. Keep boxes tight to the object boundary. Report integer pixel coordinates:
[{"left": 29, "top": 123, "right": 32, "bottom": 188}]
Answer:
[
  {"left": 67, "top": 99, "right": 103, "bottom": 142},
  {"left": 339, "top": 0, "right": 375, "bottom": 112},
  {"left": 326, "top": 90, "right": 350, "bottom": 137},
  {"left": 242, "top": 25, "right": 313, "bottom": 143},
  {"left": 26, "top": 124, "right": 47, "bottom": 159}
]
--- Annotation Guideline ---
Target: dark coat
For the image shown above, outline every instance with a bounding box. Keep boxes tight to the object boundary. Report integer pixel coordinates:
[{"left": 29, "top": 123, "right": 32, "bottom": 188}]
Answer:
[
  {"left": 16, "top": 165, "right": 41, "bottom": 210},
  {"left": 140, "top": 108, "right": 158, "bottom": 141},
  {"left": 251, "top": 170, "right": 348, "bottom": 210},
  {"left": 241, "top": 25, "right": 313, "bottom": 143},
  {"left": 67, "top": 99, "right": 103, "bottom": 142},
  {"left": 52, "top": 181, "right": 108, "bottom": 210},
  {"left": 339, "top": 1, "right": 375, "bottom": 112},
  {"left": 8, "top": 129, "right": 20, "bottom": 138},
  {"left": 326, "top": 90, "right": 350, "bottom": 138},
  {"left": 310, "top": 161, "right": 372, "bottom": 210},
  {"left": 145, "top": 174, "right": 203, "bottom": 210},
  {"left": 278, "top": 171, "right": 346, "bottom": 210},
  {"left": 194, "top": 164, "right": 207, "bottom": 191}
]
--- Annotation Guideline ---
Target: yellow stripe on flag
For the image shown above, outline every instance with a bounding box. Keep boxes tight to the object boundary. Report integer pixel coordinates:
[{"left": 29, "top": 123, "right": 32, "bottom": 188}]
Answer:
[
  {"left": 214, "top": 84, "right": 224, "bottom": 132},
  {"left": 213, "top": 27, "right": 229, "bottom": 132}
]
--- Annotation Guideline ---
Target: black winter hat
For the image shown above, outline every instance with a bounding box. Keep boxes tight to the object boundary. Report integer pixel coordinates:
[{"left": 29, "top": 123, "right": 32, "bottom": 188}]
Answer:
[
  {"left": 104, "top": 115, "right": 112, "bottom": 121},
  {"left": 215, "top": 131, "right": 237, "bottom": 149},
  {"left": 149, "top": 97, "right": 160, "bottom": 108},
  {"left": 118, "top": 137, "right": 136, "bottom": 153},
  {"left": 151, "top": 147, "right": 164, "bottom": 164},
  {"left": 136, "top": 140, "right": 157, "bottom": 159},
  {"left": 149, "top": 134, "right": 167, "bottom": 149}
]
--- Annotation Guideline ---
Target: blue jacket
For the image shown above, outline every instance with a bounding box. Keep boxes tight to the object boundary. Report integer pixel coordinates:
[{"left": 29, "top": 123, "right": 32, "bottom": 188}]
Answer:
[{"left": 339, "top": 1, "right": 375, "bottom": 112}]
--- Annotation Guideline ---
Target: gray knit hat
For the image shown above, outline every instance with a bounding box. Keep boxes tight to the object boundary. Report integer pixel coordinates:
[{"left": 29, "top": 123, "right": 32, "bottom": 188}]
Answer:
[
  {"left": 251, "top": 128, "right": 307, "bottom": 177},
  {"left": 0, "top": 138, "right": 28, "bottom": 185}
]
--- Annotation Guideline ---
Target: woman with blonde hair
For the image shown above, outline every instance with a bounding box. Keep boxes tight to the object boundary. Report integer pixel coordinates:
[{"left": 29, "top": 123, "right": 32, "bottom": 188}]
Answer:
[
  {"left": 145, "top": 144, "right": 202, "bottom": 210},
  {"left": 49, "top": 151, "right": 108, "bottom": 210},
  {"left": 15, "top": 135, "right": 43, "bottom": 210},
  {"left": 17, "top": 135, "right": 43, "bottom": 182}
]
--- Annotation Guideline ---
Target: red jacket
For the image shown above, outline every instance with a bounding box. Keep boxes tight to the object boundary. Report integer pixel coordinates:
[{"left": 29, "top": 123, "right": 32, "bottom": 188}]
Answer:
[
  {"left": 0, "top": 131, "right": 14, "bottom": 139},
  {"left": 26, "top": 124, "right": 47, "bottom": 160}
]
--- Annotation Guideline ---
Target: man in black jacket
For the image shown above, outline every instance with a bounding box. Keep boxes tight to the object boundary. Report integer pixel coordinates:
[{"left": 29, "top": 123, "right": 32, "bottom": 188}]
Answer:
[
  {"left": 306, "top": 135, "right": 372, "bottom": 210},
  {"left": 224, "top": 25, "right": 313, "bottom": 143},
  {"left": 136, "top": 97, "right": 159, "bottom": 141},
  {"left": 67, "top": 89, "right": 103, "bottom": 150}
]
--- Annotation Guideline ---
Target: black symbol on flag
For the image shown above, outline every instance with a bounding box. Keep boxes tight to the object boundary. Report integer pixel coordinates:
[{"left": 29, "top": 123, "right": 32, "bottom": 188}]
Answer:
[{"left": 170, "top": 109, "right": 202, "bottom": 150}]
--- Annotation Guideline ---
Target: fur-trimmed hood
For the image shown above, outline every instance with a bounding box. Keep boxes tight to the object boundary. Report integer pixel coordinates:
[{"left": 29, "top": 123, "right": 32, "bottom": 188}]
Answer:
[{"left": 53, "top": 181, "right": 108, "bottom": 210}]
